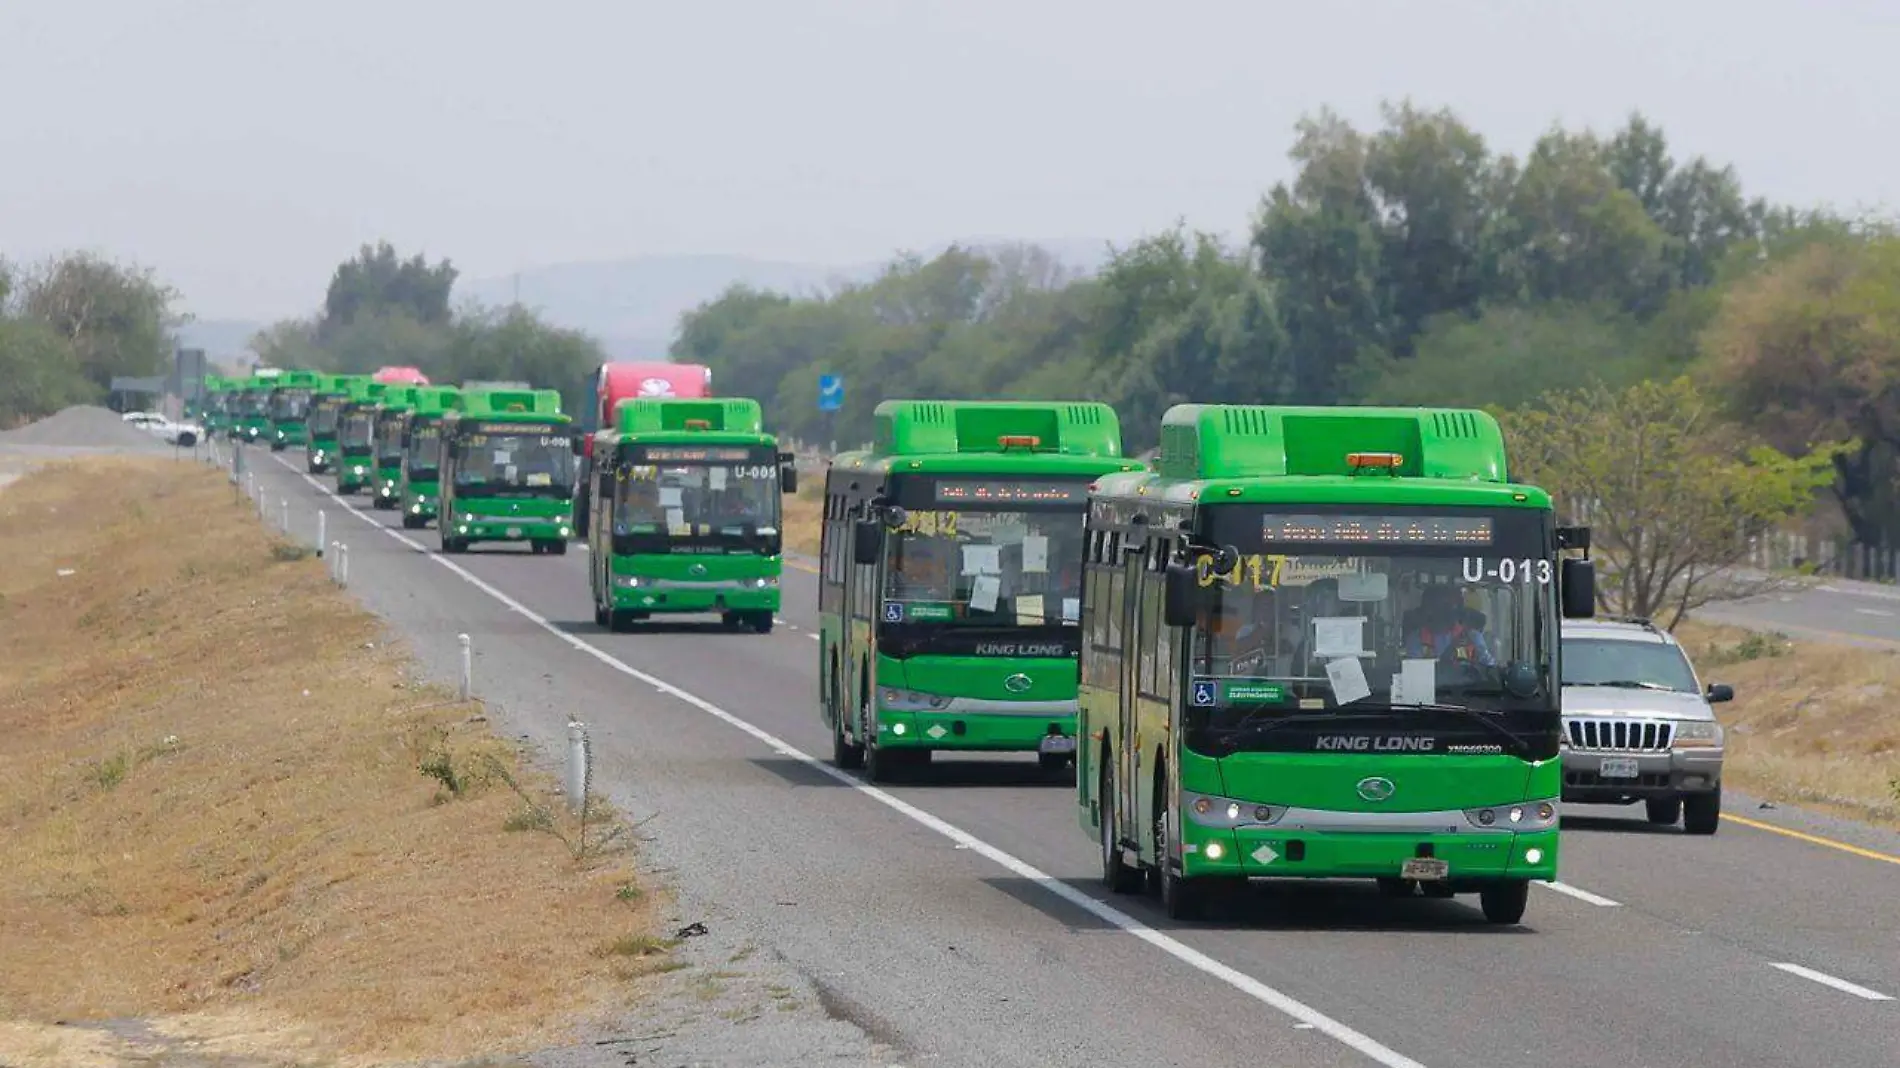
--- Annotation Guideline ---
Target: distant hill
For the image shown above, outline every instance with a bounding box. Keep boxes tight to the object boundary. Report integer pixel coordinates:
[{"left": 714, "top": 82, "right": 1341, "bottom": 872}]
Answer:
[
  {"left": 178, "top": 238, "right": 1132, "bottom": 366},
  {"left": 453, "top": 238, "right": 1121, "bottom": 358},
  {"left": 173, "top": 318, "right": 266, "bottom": 366}
]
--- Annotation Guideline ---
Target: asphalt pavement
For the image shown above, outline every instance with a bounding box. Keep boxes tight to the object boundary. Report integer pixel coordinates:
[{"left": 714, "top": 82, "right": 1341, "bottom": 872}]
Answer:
[{"left": 245, "top": 446, "right": 1898, "bottom": 1068}]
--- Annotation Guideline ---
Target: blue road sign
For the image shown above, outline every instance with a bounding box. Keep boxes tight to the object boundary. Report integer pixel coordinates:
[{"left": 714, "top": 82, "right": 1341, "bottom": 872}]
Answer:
[
  {"left": 1191, "top": 680, "right": 1217, "bottom": 707},
  {"left": 818, "top": 374, "right": 844, "bottom": 412}
]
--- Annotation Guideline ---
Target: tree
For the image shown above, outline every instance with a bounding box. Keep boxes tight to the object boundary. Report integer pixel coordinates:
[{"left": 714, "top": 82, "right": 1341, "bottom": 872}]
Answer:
[
  {"left": 319, "top": 241, "right": 457, "bottom": 341},
  {"left": 14, "top": 251, "right": 184, "bottom": 391},
  {"left": 1699, "top": 234, "right": 1900, "bottom": 547},
  {"left": 1497, "top": 377, "right": 1839, "bottom": 629},
  {"left": 0, "top": 318, "right": 93, "bottom": 428},
  {"left": 1358, "top": 303, "right": 1652, "bottom": 409}
]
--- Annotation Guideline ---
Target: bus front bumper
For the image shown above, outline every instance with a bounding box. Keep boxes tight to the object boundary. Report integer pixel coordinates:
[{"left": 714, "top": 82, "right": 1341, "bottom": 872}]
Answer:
[
  {"left": 447, "top": 517, "right": 573, "bottom": 542},
  {"left": 874, "top": 702, "right": 1079, "bottom": 755},
  {"left": 609, "top": 576, "right": 779, "bottom": 614},
  {"left": 1178, "top": 817, "right": 1558, "bottom": 883},
  {"left": 403, "top": 493, "right": 439, "bottom": 519}
]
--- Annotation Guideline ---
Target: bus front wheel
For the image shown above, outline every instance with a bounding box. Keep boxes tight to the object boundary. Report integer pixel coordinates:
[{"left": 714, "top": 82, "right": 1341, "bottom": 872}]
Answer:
[
  {"left": 1155, "top": 801, "right": 1205, "bottom": 921},
  {"left": 1480, "top": 880, "right": 1529, "bottom": 924}
]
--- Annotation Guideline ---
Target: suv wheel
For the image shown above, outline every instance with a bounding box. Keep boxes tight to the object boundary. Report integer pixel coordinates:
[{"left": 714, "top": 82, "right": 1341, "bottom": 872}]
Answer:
[
  {"left": 1645, "top": 798, "right": 1682, "bottom": 826},
  {"left": 1683, "top": 789, "right": 1721, "bottom": 835}
]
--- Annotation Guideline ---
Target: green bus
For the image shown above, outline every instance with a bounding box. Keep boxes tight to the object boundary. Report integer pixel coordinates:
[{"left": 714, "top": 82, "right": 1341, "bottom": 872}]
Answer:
[
  {"left": 583, "top": 397, "right": 796, "bottom": 634},
  {"left": 306, "top": 374, "right": 365, "bottom": 474},
  {"left": 438, "top": 388, "right": 575, "bottom": 555},
  {"left": 265, "top": 369, "right": 321, "bottom": 451},
  {"left": 232, "top": 369, "right": 282, "bottom": 443},
  {"left": 1077, "top": 403, "right": 1595, "bottom": 924},
  {"left": 818, "top": 400, "right": 1144, "bottom": 782},
  {"left": 334, "top": 379, "right": 389, "bottom": 495},
  {"left": 398, "top": 385, "right": 463, "bottom": 528},
  {"left": 201, "top": 376, "right": 235, "bottom": 437},
  {"left": 370, "top": 385, "right": 420, "bottom": 509}
]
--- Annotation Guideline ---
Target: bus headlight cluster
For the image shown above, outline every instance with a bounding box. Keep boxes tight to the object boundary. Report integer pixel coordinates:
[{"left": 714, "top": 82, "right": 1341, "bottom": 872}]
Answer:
[
  {"left": 1463, "top": 799, "right": 1558, "bottom": 831},
  {"left": 1183, "top": 793, "right": 1283, "bottom": 829},
  {"left": 612, "top": 575, "right": 645, "bottom": 589},
  {"left": 751, "top": 576, "right": 777, "bottom": 588},
  {"left": 879, "top": 688, "right": 951, "bottom": 711}
]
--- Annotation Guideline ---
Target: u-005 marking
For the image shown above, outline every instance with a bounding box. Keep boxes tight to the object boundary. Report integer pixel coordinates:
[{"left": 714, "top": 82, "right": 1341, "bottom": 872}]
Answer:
[{"left": 263, "top": 454, "right": 1429, "bottom": 1068}]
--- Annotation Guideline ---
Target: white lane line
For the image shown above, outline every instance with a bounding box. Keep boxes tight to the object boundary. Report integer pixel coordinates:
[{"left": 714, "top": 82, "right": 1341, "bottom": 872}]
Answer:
[
  {"left": 1539, "top": 881, "right": 1620, "bottom": 907},
  {"left": 1769, "top": 963, "right": 1894, "bottom": 1001},
  {"left": 809, "top": 633, "right": 820, "bottom": 641},
  {"left": 264, "top": 454, "right": 1427, "bottom": 1068},
  {"left": 1854, "top": 608, "right": 1893, "bottom": 618}
]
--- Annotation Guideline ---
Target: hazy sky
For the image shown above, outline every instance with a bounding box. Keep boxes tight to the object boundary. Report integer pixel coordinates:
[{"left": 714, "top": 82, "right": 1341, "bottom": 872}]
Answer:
[{"left": 4, "top": 0, "right": 1895, "bottom": 322}]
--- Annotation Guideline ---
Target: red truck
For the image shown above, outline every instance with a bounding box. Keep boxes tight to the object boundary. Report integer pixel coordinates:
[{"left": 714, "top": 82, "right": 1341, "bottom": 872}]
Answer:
[
  {"left": 571, "top": 361, "right": 714, "bottom": 536},
  {"left": 372, "top": 365, "right": 431, "bottom": 385}
]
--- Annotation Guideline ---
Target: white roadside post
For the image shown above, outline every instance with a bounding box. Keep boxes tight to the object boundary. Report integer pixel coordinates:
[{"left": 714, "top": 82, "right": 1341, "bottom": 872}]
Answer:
[
  {"left": 458, "top": 633, "right": 472, "bottom": 700},
  {"left": 316, "top": 511, "right": 327, "bottom": 557},
  {"left": 280, "top": 497, "right": 290, "bottom": 531},
  {"left": 565, "top": 720, "right": 589, "bottom": 812},
  {"left": 338, "top": 543, "right": 349, "bottom": 586}
]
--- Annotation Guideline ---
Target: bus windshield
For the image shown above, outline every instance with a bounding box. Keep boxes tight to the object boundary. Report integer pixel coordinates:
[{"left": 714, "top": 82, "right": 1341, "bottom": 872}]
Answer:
[
  {"left": 885, "top": 509, "right": 1084, "bottom": 627},
  {"left": 613, "top": 460, "right": 780, "bottom": 540},
  {"left": 406, "top": 423, "right": 440, "bottom": 479},
  {"left": 1184, "top": 507, "right": 1557, "bottom": 752},
  {"left": 339, "top": 413, "right": 374, "bottom": 451},
  {"left": 269, "top": 389, "right": 312, "bottom": 421},
  {"left": 310, "top": 400, "right": 341, "bottom": 437},
  {"left": 452, "top": 430, "right": 573, "bottom": 496},
  {"left": 375, "top": 414, "right": 407, "bottom": 461},
  {"left": 242, "top": 392, "right": 271, "bottom": 416}
]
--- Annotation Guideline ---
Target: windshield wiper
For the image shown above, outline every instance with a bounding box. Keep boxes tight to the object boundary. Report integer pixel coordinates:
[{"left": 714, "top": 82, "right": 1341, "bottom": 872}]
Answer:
[
  {"left": 1579, "top": 680, "right": 1678, "bottom": 692},
  {"left": 1382, "top": 701, "right": 1533, "bottom": 752},
  {"left": 1206, "top": 712, "right": 1382, "bottom": 755}
]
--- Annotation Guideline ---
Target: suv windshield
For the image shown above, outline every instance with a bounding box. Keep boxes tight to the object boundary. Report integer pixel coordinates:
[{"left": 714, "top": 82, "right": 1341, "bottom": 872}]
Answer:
[{"left": 1561, "top": 637, "right": 1698, "bottom": 693}]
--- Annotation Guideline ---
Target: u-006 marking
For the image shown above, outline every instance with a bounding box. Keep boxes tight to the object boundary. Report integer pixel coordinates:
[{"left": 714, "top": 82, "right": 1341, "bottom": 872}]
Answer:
[{"left": 264, "top": 454, "right": 1429, "bottom": 1068}]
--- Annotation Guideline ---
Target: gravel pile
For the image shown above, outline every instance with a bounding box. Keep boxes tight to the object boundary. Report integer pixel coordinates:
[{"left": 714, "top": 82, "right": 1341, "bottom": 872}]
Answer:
[{"left": 0, "top": 405, "right": 175, "bottom": 450}]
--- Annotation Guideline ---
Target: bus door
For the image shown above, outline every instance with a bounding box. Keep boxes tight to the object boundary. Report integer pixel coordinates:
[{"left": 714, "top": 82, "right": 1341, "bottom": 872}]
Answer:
[{"left": 1112, "top": 536, "right": 1146, "bottom": 849}]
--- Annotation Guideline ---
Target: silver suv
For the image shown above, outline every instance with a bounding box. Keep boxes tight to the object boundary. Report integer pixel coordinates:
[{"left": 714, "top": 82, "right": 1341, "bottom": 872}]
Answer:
[{"left": 1558, "top": 617, "right": 1730, "bottom": 835}]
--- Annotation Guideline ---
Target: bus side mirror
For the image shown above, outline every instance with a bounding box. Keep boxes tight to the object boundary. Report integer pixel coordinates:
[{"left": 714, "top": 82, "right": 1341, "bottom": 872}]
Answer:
[
  {"left": 1561, "top": 558, "right": 1595, "bottom": 618},
  {"left": 852, "top": 520, "right": 883, "bottom": 565},
  {"left": 1163, "top": 564, "right": 1202, "bottom": 628},
  {"left": 780, "top": 465, "right": 798, "bottom": 494}
]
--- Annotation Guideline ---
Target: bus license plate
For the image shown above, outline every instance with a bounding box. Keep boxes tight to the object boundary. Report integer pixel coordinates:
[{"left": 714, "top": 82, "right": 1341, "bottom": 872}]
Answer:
[
  {"left": 1401, "top": 858, "right": 1448, "bottom": 881},
  {"left": 1599, "top": 757, "right": 1639, "bottom": 778},
  {"left": 1038, "top": 735, "right": 1076, "bottom": 755},
  {"left": 505, "top": 526, "right": 522, "bottom": 538}
]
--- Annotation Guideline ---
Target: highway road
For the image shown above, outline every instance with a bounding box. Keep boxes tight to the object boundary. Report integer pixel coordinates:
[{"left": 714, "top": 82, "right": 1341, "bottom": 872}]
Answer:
[
  {"left": 249, "top": 448, "right": 1898, "bottom": 1068},
  {"left": 1698, "top": 575, "right": 1900, "bottom": 649}
]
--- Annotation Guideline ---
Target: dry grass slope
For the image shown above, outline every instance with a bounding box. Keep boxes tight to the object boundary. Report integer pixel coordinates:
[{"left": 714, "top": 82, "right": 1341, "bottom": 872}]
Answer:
[
  {"left": 782, "top": 481, "right": 822, "bottom": 556},
  {"left": 1677, "top": 620, "right": 1900, "bottom": 827},
  {"left": 0, "top": 458, "right": 671, "bottom": 1067}
]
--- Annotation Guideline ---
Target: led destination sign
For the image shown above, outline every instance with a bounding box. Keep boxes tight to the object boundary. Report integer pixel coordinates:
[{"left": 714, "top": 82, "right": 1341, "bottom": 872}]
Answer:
[
  {"left": 1261, "top": 514, "right": 1494, "bottom": 545},
  {"left": 934, "top": 480, "right": 1087, "bottom": 505},
  {"left": 639, "top": 446, "right": 755, "bottom": 462}
]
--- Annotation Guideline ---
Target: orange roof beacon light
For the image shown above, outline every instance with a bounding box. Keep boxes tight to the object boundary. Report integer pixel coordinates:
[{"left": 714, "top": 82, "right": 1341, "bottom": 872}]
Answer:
[
  {"left": 998, "top": 434, "right": 1041, "bottom": 450},
  {"left": 684, "top": 418, "right": 711, "bottom": 431},
  {"left": 1346, "top": 451, "right": 1403, "bottom": 473}
]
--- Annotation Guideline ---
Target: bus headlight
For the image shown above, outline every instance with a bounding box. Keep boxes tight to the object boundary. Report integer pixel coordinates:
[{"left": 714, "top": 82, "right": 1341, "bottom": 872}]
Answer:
[
  {"left": 752, "top": 576, "right": 777, "bottom": 588},
  {"left": 1183, "top": 793, "right": 1283, "bottom": 829},
  {"left": 612, "top": 575, "right": 645, "bottom": 589},
  {"left": 1464, "top": 799, "right": 1558, "bottom": 831}
]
